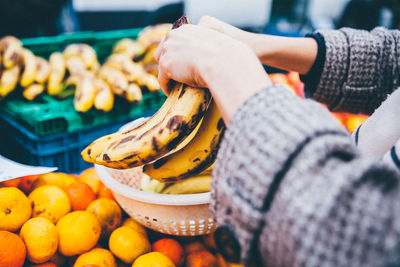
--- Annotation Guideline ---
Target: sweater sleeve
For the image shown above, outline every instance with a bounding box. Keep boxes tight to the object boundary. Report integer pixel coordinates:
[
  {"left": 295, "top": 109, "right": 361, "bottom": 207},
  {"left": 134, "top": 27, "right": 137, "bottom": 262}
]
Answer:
[
  {"left": 309, "top": 27, "right": 400, "bottom": 115},
  {"left": 211, "top": 84, "right": 400, "bottom": 266}
]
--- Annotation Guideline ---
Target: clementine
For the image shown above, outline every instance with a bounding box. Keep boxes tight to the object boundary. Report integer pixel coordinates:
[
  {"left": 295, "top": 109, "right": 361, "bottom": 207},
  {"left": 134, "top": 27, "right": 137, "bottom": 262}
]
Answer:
[
  {"left": 65, "top": 181, "right": 96, "bottom": 210},
  {"left": 152, "top": 238, "right": 184, "bottom": 267},
  {"left": 0, "top": 230, "right": 26, "bottom": 267},
  {"left": 0, "top": 187, "right": 31, "bottom": 232}
]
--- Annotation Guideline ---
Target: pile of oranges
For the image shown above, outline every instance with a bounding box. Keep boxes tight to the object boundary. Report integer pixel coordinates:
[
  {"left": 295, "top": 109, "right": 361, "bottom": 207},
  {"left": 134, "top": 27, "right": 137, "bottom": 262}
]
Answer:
[
  {"left": 269, "top": 72, "right": 368, "bottom": 133},
  {"left": 0, "top": 168, "right": 242, "bottom": 267}
]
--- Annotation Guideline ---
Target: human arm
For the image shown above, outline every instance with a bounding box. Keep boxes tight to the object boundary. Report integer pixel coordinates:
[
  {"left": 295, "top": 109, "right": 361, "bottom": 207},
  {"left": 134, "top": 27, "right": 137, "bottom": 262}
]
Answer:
[
  {"left": 156, "top": 24, "right": 400, "bottom": 266},
  {"left": 199, "top": 16, "right": 400, "bottom": 115}
]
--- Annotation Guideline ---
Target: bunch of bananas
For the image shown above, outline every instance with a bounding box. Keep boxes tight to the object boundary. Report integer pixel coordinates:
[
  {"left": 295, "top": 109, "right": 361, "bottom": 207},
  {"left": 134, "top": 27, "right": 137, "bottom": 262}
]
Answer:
[
  {"left": 0, "top": 36, "right": 50, "bottom": 101},
  {"left": 82, "top": 16, "right": 226, "bottom": 184}
]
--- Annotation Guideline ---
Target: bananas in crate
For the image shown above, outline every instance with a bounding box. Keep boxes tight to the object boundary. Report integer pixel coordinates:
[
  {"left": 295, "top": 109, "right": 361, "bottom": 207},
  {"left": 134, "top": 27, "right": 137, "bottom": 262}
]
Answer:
[{"left": 82, "top": 16, "right": 226, "bottom": 184}]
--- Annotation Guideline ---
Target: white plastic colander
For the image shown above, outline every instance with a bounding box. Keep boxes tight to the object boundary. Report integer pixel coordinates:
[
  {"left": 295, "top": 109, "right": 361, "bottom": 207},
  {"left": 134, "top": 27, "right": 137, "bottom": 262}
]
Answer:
[{"left": 94, "top": 118, "right": 217, "bottom": 236}]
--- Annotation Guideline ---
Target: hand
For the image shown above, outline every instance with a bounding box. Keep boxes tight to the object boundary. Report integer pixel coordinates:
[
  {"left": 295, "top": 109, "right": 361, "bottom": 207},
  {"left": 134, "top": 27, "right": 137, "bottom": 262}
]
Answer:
[{"left": 155, "top": 24, "right": 270, "bottom": 124}]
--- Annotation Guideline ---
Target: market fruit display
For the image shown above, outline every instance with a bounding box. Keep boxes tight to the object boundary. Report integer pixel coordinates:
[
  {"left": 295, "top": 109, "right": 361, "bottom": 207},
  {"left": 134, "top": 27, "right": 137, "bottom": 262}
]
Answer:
[
  {"left": 0, "top": 167, "right": 244, "bottom": 266},
  {"left": 0, "top": 24, "right": 164, "bottom": 113}
]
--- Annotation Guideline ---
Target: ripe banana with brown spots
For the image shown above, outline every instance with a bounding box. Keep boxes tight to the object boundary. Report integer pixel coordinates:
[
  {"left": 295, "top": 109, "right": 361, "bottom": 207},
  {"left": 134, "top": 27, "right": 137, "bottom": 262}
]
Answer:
[
  {"left": 94, "top": 78, "right": 114, "bottom": 112},
  {"left": 63, "top": 44, "right": 98, "bottom": 70},
  {"left": 0, "top": 65, "right": 20, "bottom": 98},
  {"left": 161, "top": 175, "right": 212, "bottom": 194},
  {"left": 81, "top": 80, "right": 184, "bottom": 164},
  {"left": 143, "top": 100, "right": 225, "bottom": 182},
  {"left": 20, "top": 49, "right": 37, "bottom": 87},
  {"left": 0, "top": 36, "right": 22, "bottom": 69},
  {"left": 47, "top": 52, "right": 66, "bottom": 96},
  {"left": 86, "top": 81, "right": 211, "bottom": 169},
  {"left": 23, "top": 83, "right": 45, "bottom": 101},
  {"left": 35, "top": 57, "right": 50, "bottom": 83}
]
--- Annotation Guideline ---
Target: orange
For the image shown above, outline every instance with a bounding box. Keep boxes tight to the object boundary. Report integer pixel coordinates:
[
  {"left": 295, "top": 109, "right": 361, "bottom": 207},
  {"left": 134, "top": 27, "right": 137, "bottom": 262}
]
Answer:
[
  {"left": 80, "top": 168, "right": 101, "bottom": 194},
  {"left": 152, "top": 238, "right": 184, "bottom": 267},
  {"left": 56, "top": 211, "right": 101, "bottom": 256},
  {"left": 0, "top": 187, "right": 32, "bottom": 232},
  {"left": 0, "top": 230, "right": 26, "bottom": 267},
  {"left": 32, "top": 172, "right": 77, "bottom": 191},
  {"left": 186, "top": 250, "right": 218, "bottom": 267},
  {"left": 0, "top": 177, "right": 21, "bottom": 187},
  {"left": 183, "top": 241, "right": 206, "bottom": 254},
  {"left": 73, "top": 248, "right": 116, "bottom": 267},
  {"left": 98, "top": 182, "right": 115, "bottom": 200},
  {"left": 109, "top": 226, "right": 150, "bottom": 264},
  {"left": 132, "top": 252, "right": 175, "bottom": 267},
  {"left": 86, "top": 198, "right": 122, "bottom": 239},
  {"left": 65, "top": 181, "right": 96, "bottom": 210},
  {"left": 20, "top": 217, "right": 58, "bottom": 264},
  {"left": 18, "top": 175, "right": 40, "bottom": 194},
  {"left": 121, "top": 218, "right": 147, "bottom": 237},
  {"left": 28, "top": 185, "right": 71, "bottom": 223}
]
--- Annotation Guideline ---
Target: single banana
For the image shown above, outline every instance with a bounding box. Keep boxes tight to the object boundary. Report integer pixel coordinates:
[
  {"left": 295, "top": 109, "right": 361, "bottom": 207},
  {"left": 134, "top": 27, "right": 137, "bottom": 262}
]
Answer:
[
  {"left": 35, "top": 57, "right": 50, "bottom": 83},
  {"left": 98, "top": 66, "right": 129, "bottom": 96},
  {"left": 141, "top": 43, "right": 158, "bottom": 66},
  {"left": 20, "top": 49, "right": 37, "bottom": 87},
  {"left": 96, "top": 82, "right": 211, "bottom": 169},
  {"left": 47, "top": 52, "right": 66, "bottom": 95},
  {"left": 143, "top": 100, "right": 225, "bottom": 182},
  {"left": 126, "top": 83, "right": 142, "bottom": 103},
  {"left": 113, "top": 38, "right": 144, "bottom": 59},
  {"left": 0, "top": 65, "right": 20, "bottom": 98},
  {"left": 0, "top": 36, "right": 22, "bottom": 69},
  {"left": 70, "top": 74, "right": 96, "bottom": 112},
  {"left": 137, "top": 73, "right": 160, "bottom": 92},
  {"left": 66, "top": 56, "right": 86, "bottom": 76},
  {"left": 104, "top": 54, "right": 144, "bottom": 82},
  {"left": 140, "top": 174, "right": 166, "bottom": 193},
  {"left": 81, "top": 80, "right": 183, "bottom": 164},
  {"left": 23, "top": 83, "right": 45, "bottom": 101},
  {"left": 161, "top": 175, "right": 212, "bottom": 194},
  {"left": 94, "top": 78, "right": 114, "bottom": 112},
  {"left": 63, "top": 43, "right": 98, "bottom": 70}
]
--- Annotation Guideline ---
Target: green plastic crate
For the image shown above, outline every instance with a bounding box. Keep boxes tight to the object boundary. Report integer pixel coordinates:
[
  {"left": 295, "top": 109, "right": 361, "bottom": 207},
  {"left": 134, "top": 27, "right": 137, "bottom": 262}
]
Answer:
[
  {"left": 0, "top": 27, "right": 166, "bottom": 136},
  {"left": 0, "top": 91, "right": 166, "bottom": 136}
]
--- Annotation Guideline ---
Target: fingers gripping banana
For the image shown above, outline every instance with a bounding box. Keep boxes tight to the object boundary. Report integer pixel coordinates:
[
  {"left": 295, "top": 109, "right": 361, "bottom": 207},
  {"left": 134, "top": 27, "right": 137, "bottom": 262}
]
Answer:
[
  {"left": 81, "top": 81, "right": 183, "bottom": 165},
  {"left": 63, "top": 44, "right": 98, "bottom": 70},
  {"left": 20, "top": 49, "right": 37, "bottom": 87},
  {"left": 0, "top": 65, "right": 20, "bottom": 98},
  {"left": 94, "top": 79, "right": 114, "bottom": 112},
  {"left": 48, "top": 52, "right": 66, "bottom": 95},
  {"left": 35, "top": 57, "right": 50, "bottom": 83},
  {"left": 0, "top": 36, "right": 22, "bottom": 69},
  {"left": 161, "top": 175, "right": 212, "bottom": 194},
  {"left": 96, "top": 83, "right": 211, "bottom": 169},
  {"left": 143, "top": 100, "right": 225, "bottom": 182},
  {"left": 23, "top": 83, "right": 45, "bottom": 101}
]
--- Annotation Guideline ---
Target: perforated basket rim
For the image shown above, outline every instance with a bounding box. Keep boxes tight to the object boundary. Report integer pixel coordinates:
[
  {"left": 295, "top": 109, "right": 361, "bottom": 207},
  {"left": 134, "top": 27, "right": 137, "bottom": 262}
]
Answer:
[{"left": 95, "top": 164, "right": 211, "bottom": 206}]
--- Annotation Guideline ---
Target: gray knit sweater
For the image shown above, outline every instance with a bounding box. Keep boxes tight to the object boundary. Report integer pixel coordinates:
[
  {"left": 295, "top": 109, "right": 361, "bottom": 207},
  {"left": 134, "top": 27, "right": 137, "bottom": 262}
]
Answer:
[{"left": 211, "top": 27, "right": 400, "bottom": 266}]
